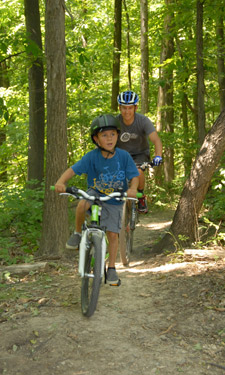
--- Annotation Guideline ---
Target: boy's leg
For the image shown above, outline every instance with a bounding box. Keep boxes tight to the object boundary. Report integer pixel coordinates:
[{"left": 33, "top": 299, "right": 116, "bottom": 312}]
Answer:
[
  {"left": 75, "top": 199, "right": 91, "bottom": 232},
  {"left": 106, "top": 231, "right": 119, "bottom": 284},
  {"left": 106, "top": 231, "right": 119, "bottom": 268},
  {"left": 66, "top": 199, "right": 91, "bottom": 249}
]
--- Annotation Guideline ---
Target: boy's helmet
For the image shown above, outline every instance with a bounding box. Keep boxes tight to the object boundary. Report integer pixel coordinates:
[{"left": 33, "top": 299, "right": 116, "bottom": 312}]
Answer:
[
  {"left": 91, "top": 114, "right": 121, "bottom": 144},
  {"left": 117, "top": 91, "right": 139, "bottom": 106}
]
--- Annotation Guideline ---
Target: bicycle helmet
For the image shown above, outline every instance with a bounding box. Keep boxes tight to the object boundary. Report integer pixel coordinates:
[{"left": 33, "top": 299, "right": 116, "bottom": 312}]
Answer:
[
  {"left": 90, "top": 114, "right": 121, "bottom": 144},
  {"left": 117, "top": 91, "right": 139, "bottom": 106}
]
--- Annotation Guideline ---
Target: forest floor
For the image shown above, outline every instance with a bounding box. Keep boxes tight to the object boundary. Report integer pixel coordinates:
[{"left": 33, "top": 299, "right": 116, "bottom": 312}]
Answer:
[{"left": 1, "top": 209, "right": 225, "bottom": 375}]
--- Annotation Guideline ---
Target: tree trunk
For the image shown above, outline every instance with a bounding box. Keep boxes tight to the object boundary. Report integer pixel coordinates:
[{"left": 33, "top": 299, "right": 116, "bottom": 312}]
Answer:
[
  {"left": 0, "top": 61, "right": 9, "bottom": 182},
  {"left": 162, "top": 0, "right": 175, "bottom": 183},
  {"left": 152, "top": 109, "right": 225, "bottom": 254},
  {"left": 111, "top": 0, "right": 122, "bottom": 111},
  {"left": 39, "top": 0, "right": 68, "bottom": 256},
  {"left": 24, "top": 0, "right": 45, "bottom": 187},
  {"left": 140, "top": 0, "right": 149, "bottom": 114},
  {"left": 123, "top": 0, "right": 132, "bottom": 89},
  {"left": 216, "top": 14, "right": 225, "bottom": 111},
  {"left": 196, "top": 0, "right": 206, "bottom": 145}
]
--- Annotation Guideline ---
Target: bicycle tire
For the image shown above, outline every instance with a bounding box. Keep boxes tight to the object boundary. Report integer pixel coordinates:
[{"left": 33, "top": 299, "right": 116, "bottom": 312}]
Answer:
[
  {"left": 119, "top": 202, "right": 132, "bottom": 266},
  {"left": 81, "top": 232, "right": 103, "bottom": 317}
]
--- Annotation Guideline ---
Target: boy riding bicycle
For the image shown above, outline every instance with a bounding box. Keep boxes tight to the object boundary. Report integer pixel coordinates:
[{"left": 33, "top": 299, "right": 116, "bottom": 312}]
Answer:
[{"left": 55, "top": 114, "right": 139, "bottom": 285}]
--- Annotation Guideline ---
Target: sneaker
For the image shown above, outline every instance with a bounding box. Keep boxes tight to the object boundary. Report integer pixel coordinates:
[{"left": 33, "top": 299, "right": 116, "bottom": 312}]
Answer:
[
  {"left": 138, "top": 195, "right": 148, "bottom": 213},
  {"left": 66, "top": 232, "right": 81, "bottom": 249},
  {"left": 106, "top": 268, "right": 119, "bottom": 285}
]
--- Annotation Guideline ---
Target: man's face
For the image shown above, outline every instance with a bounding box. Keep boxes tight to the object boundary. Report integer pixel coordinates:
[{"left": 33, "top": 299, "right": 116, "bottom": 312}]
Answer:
[{"left": 119, "top": 105, "right": 137, "bottom": 124}]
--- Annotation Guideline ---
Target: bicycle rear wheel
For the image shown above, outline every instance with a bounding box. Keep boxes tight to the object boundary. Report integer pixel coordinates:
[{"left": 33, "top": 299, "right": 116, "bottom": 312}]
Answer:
[
  {"left": 81, "top": 233, "right": 102, "bottom": 317},
  {"left": 119, "top": 202, "right": 133, "bottom": 266}
]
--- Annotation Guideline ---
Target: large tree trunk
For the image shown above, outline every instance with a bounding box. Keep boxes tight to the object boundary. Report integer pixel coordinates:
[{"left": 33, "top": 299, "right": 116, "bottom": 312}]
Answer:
[
  {"left": 196, "top": 0, "right": 206, "bottom": 145},
  {"left": 111, "top": 0, "right": 122, "bottom": 111},
  {"left": 24, "top": 0, "right": 45, "bottom": 187},
  {"left": 140, "top": 0, "right": 149, "bottom": 114},
  {"left": 39, "top": 0, "right": 68, "bottom": 256},
  {"left": 152, "top": 109, "right": 225, "bottom": 254}
]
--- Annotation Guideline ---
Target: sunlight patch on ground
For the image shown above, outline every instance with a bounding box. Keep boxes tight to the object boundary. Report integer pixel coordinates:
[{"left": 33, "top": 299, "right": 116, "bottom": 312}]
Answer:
[
  {"left": 137, "top": 220, "right": 172, "bottom": 230},
  {"left": 118, "top": 262, "right": 188, "bottom": 274}
]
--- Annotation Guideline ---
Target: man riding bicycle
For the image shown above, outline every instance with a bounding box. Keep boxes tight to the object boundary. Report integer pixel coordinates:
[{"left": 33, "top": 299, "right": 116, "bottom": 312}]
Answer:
[{"left": 116, "top": 90, "right": 163, "bottom": 213}]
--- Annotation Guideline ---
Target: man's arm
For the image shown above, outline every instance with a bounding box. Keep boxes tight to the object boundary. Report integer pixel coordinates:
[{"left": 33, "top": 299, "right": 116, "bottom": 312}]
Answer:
[{"left": 149, "top": 131, "right": 163, "bottom": 157}]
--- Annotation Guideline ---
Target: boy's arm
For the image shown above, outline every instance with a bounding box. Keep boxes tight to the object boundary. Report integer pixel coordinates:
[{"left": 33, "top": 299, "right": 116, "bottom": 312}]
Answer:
[
  {"left": 55, "top": 167, "right": 75, "bottom": 193},
  {"left": 126, "top": 176, "right": 139, "bottom": 198}
]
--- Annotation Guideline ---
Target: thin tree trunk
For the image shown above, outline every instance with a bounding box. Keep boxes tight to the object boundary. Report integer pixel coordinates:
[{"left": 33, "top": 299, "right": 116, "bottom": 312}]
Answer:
[
  {"left": 140, "top": 0, "right": 149, "bottom": 114},
  {"left": 123, "top": 0, "right": 132, "bottom": 89},
  {"left": 24, "top": 0, "right": 45, "bottom": 187},
  {"left": 216, "top": 14, "right": 225, "bottom": 111},
  {"left": 111, "top": 0, "right": 122, "bottom": 111},
  {"left": 39, "top": 0, "right": 68, "bottom": 256},
  {"left": 162, "top": 0, "right": 174, "bottom": 183},
  {"left": 0, "top": 61, "right": 9, "bottom": 182},
  {"left": 196, "top": 0, "right": 206, "bottom": 145}
]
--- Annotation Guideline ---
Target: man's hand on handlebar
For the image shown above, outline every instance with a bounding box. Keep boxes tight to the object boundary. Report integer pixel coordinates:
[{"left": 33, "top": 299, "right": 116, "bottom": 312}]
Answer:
[{"left": 152, "top": 156, "right": 163, "bottom": 166}]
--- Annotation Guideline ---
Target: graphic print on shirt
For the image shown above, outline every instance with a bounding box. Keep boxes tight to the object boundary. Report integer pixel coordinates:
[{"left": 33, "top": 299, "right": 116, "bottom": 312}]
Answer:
[
  {"left": 120, "top": 132, "right": 138, "bottom": 142},
  {"left": 92, "top": 162, "right": 125, "bottom": 195}
]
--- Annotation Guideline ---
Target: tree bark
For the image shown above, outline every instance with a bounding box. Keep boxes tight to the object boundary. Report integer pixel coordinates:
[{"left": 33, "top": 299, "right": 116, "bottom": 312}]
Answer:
[
  {"left": 39, "top": 0, "right": 68, "bottom": 256},
  {"left": 216, "top": 14, "right": 225, "bottom": 111},
  {"left": 24, "top": 0, "right": 45, "bottom": 187},
  {"left": 152, "top": 109, "right": 225, "bottom": 254},
  {"left": 123, "top": 0, "right": 132, "bottom": 89},
  {"left": 111, "top": 0, "right": 122, "bottom": 111},
  {"left": 140, "top": 0, "right": 149, "bottom": 114},
  {"left": 196, "top": 0, "right": 206, "bottom": 145},
  {"left": 162, "top": 0, "right": 175, "bottom": 183}
]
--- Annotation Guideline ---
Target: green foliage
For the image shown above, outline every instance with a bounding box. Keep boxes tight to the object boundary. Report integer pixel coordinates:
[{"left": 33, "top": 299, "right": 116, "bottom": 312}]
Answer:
[
  {"left": 0, "top": 182, "right": 44, "bottom": 265},
  {"left": 204, "top": 165, "right": 225, "bottom": 223},
  {"left": 0, "top": 0, "right": 225, "bottom": 259}
]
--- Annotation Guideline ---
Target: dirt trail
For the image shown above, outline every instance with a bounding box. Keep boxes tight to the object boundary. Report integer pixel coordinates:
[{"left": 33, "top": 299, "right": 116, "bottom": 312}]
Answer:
[{"left": 1, "top": 210, "right": 225, "bottom": 375}]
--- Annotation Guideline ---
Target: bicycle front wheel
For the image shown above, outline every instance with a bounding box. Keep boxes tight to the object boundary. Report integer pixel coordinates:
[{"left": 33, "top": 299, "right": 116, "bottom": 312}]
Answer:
[{"left": 81, "top": 233, "right": 103, "bottom": 317}]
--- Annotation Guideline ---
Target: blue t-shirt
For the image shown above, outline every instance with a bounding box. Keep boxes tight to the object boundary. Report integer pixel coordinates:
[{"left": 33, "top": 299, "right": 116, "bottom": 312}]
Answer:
[{"left": 71, "top": 148, "right": 139, "bottom": 204}]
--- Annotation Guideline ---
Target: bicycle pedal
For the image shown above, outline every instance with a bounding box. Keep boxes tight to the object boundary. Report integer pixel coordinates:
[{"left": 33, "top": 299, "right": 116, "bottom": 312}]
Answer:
[{"left": 109, "top": 279, "right": 121, "bottom": 287}]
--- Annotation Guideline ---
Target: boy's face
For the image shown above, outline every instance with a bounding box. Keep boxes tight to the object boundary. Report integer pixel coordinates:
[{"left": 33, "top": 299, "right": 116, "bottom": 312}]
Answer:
[
  {"left": 94, "top": 129, "right": 118, "bottom": 153},
  {"left": 119, "top": 105, "right": 137, "bottom": 124}
]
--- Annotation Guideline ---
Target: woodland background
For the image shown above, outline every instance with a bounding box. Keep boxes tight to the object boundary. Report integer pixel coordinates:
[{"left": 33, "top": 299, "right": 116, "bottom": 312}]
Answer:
[{"left": 0, "top": 0, "right": 225, "bottom": 264}]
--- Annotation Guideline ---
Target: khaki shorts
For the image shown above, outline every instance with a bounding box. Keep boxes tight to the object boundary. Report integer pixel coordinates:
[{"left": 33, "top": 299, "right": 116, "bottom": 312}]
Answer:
[{"left": 86, "top": 188, "right": 124, "bottom": 233}]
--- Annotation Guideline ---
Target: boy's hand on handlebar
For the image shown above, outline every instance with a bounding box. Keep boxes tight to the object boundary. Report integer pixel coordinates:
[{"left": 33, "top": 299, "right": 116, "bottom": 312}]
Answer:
[
  {"left": 126, "top": 187, "right": 138, "bottom": 198},
  {"left": 54, "top": 183, "right": 66, "bottom": 193}
]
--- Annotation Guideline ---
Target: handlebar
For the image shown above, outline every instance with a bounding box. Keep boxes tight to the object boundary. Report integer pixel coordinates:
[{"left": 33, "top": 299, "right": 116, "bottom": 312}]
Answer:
[
  {"left": 50, "top": 186, "right": 142, "bottom": 201},
  {"left": 136, "top": 161, "right": 154, "bottom": 171}
]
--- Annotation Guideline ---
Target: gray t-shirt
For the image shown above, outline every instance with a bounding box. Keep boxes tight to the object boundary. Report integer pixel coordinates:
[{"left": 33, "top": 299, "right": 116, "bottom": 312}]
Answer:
[{"left": 116, "top": 113, "right": 155, "bottom": 157}]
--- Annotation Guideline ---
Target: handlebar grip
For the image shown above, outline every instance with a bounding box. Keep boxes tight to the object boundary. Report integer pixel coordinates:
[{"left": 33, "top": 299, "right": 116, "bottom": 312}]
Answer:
[
  {"left": 136, "top": 192, "right": 143, "bottom": 198},
  {"left": 50, "top": 186, "right": 55, "bottom": 191}
]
